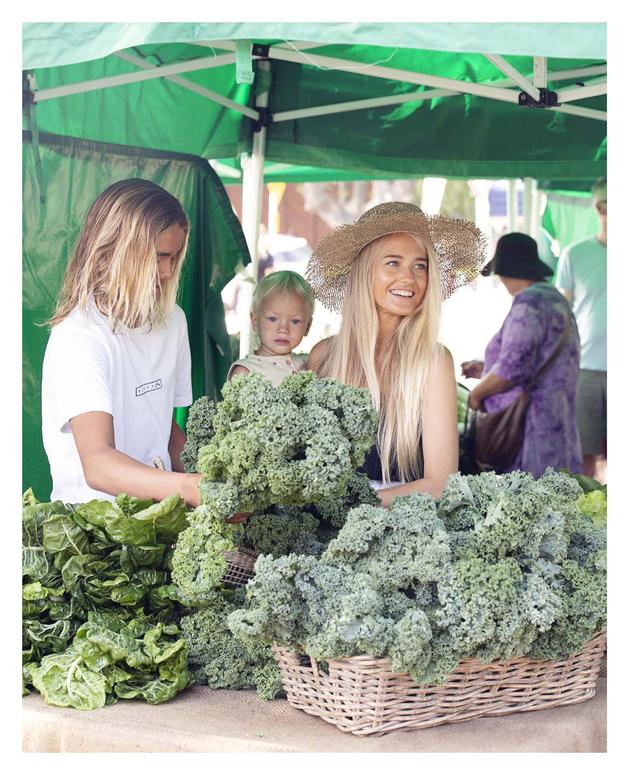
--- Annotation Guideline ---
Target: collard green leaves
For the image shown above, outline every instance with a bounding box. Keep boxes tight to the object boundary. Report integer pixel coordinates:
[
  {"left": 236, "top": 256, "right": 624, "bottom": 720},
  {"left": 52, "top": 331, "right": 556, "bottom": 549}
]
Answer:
[{"left": 22, "top": 491, "right": 193, "bottom": 709}]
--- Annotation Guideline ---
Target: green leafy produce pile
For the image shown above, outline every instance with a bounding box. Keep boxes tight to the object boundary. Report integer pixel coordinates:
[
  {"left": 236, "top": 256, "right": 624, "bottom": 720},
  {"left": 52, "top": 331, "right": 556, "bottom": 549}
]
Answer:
[
  {"left": 22, "top": 490, "right": 194, "bottom": 710},
  {"left": 181, "top": 370, "right": 378, "bottom": 511},
  {"left": 228, "top": 469, "right": 607, "bottom": 685},
  {"left": 173, "top": 371, "right": 380, "bottom": 698}
]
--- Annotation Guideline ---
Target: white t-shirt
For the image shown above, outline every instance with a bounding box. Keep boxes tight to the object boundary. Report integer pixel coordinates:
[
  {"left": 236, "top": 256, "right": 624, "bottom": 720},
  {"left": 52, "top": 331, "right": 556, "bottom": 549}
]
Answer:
[
  {"left": 42, "top": 299, "right": 192, "bottom": 503},
  {"left": 555, "top": 235, "right": 607, "bottom": 371}
]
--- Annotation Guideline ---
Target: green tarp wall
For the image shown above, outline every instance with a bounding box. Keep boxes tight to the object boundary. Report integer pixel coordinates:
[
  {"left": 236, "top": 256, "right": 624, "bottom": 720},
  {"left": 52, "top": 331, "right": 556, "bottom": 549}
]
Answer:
[
  {"left": 23, "top": 132, "right": 250, "bottom": 499},
  {"left": 542, "top": 191, "right": 600, "bottom": 253}
]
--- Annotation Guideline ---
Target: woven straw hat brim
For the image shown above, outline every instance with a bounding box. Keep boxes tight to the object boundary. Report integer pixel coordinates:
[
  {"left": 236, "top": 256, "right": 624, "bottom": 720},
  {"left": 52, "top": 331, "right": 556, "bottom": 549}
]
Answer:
[{"left": 306, "top": 210, "right": 489, "bottom": 313}]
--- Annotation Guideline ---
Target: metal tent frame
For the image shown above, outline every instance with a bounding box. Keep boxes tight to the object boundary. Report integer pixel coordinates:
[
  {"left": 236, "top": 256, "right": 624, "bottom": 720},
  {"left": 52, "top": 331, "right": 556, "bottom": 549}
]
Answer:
[{"left": 26, "top": 37, "right": 607, "bottom": 353}]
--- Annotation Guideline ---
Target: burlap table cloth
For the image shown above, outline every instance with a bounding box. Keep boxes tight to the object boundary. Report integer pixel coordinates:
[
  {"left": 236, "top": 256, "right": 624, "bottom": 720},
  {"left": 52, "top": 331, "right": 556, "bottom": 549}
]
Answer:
[{"left": 22, "top": 678, "right": 606, "bottom": 753}]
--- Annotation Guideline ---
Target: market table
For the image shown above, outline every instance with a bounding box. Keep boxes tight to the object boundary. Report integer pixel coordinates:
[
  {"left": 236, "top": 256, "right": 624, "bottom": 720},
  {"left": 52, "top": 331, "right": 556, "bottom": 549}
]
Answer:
[{"left": 23, "top": 677, "right": 606, "bottom": 753}]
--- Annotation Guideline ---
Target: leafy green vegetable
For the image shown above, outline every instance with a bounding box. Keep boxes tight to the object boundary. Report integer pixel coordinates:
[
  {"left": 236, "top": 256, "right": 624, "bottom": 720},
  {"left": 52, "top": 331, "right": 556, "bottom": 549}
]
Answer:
[
  {"left": 180, "top": 396, "right": 217, "bottom": 473},
  {"left": 180, "top": 587, "right": 281, "bottom": 700},
  {"left": 22, "top": 492, "right": 192, "bottom": 709},
  {"left": 74, "top": 494, "right": 188, "bottom": 547},
  {"left": 558, "top": 468, "right": 606, "bottom": 495},
  {"left": 577, "top": 490, "right": 607, "bottom": 526},
  {"left": 186, "top": 371, "right": 378, "bottom": 513},
  {"left": 170, "top": 373, "right": 380, "bottom": 700},
  {"left": 29, "top": 619, "right": 193, "bottom": 710},
  {"left": 228, "top": 469, "right": 606, "bottom": 685}
]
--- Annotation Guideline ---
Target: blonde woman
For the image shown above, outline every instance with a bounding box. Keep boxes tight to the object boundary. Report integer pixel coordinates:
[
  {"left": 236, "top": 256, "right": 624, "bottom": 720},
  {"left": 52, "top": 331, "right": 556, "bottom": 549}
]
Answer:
[
  {"left": 306, "top": 202, "right": 487, "bottom": 505},
  {"left": 41, "top": 178, "right": 202, "bottom": 506}
]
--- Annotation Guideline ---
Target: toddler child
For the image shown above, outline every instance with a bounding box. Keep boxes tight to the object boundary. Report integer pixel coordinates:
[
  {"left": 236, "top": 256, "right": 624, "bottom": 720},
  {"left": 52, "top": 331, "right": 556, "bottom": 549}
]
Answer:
[{"left": 227, "top": 270, "right": 315, "bottom": 386}]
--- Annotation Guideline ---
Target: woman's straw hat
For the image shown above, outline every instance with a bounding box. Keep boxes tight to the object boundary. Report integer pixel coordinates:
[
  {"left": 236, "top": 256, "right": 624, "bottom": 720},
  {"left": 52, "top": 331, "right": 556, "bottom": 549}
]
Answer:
[{"left": 306, "top": 201, "right": 489, "bottom": 312}]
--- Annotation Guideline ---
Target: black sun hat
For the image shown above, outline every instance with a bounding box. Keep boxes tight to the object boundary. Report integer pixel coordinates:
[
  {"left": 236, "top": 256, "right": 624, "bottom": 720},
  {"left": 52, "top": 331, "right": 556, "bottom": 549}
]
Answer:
[{"left": 481, "top": 232, "right": 553, "bottom": 281}]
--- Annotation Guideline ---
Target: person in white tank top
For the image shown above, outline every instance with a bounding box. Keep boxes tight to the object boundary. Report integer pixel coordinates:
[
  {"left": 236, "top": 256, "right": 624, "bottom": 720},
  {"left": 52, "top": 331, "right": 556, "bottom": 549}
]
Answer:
[
  {"left": 227, "top": 270, "right": 314, "bottom": 387},
  {"left": 41, "top": 178, "right": 202, "bottom": 507}
]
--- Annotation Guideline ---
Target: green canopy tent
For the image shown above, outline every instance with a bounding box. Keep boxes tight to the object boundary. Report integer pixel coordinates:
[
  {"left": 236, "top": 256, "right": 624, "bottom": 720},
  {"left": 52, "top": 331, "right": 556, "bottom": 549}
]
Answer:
[{"left": 22, "top": 22, "right": 607, "bottom": 496}]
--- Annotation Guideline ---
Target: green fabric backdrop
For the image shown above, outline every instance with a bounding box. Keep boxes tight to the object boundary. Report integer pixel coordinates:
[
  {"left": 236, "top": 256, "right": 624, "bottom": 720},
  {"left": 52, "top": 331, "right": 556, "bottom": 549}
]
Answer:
[
  {"left": 23, "top": 132, "right": 250, "bottom": 499},
  {"left": 542, "top": 191, "right": 600, "bottom": 253}
]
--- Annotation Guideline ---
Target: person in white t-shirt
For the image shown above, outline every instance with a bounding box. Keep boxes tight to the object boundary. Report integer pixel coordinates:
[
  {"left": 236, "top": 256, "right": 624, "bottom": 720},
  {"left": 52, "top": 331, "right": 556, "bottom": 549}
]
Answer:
[
  {"left": 555, "top": 177, "right": 607, "bottom": 482},
  {"left": 41, "top": 178, "right": 202, "bottom": 506}
]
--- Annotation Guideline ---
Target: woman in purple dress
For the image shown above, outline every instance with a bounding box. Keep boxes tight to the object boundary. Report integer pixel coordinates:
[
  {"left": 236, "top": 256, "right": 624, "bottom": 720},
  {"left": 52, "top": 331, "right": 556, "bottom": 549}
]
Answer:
[{"left": 462, "top": 233, "right": 582, "bottom": 477}]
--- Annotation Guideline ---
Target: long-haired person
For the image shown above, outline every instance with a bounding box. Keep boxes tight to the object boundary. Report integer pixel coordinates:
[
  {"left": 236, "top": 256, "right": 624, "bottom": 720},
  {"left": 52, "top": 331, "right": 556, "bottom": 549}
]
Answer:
[
  {"left": 42, "top": 178, "right": 202, "bottom": 506},
  {"left": 306, "top": 202, "right": 487, "bottom": 505}
]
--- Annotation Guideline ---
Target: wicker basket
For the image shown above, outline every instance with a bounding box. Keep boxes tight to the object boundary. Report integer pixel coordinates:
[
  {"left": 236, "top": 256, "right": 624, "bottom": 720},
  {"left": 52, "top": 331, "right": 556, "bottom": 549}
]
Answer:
[
  {"left": 221, "top": 547, "right": 257, "bottom": 586},
  {"left": 272, "top": 631, "right": 607, "bottom": 736}
]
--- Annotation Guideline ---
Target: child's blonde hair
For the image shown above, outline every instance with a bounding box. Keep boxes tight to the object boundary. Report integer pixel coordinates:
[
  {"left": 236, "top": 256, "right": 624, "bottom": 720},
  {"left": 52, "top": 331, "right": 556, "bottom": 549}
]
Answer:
[
  {"left": 49, "top": 178, "right": 189, "bottom": 330},
  {"left": 251, "top": 270, "right": 315, "bottom": 320}
]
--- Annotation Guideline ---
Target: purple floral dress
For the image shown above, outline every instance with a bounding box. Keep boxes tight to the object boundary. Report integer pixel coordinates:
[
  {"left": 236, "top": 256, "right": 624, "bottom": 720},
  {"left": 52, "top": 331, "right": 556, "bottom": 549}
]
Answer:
[{"left": 483, "top": 282, "right": 583, "bottom": 477}]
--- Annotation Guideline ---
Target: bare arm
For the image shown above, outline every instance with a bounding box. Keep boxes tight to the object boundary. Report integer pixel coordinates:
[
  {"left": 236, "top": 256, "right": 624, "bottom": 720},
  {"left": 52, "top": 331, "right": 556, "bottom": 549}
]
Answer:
[
  {"left": 70, "top": 411, "right": 201, "bottom": 506},
  {"left": 468, "top": 371, "right": 515, "bottom": 410},
  {"left": 168, "top": 418, "right": 186, "bottom": 473},
  {"left": 306, "top": 337, "right": 332, "bottom": 375},
  {"left": 377, "top": 347, "right": 458, "bottom": 505}
]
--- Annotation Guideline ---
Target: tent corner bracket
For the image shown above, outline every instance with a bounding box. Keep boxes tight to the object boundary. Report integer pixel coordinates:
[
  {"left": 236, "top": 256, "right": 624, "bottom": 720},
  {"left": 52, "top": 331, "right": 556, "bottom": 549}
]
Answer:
[
  {"left": 518, "top": 88, "right": 559, "bottom": 108},
  {"left": 252, "top": 43, "right": 271, "bottom": 59}
]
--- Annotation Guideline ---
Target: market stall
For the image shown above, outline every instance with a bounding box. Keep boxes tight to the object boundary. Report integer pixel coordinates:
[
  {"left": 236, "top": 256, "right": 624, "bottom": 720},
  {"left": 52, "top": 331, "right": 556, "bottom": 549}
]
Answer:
[{"left": 22, "top": 23, "right": 608, "bottom": 754}]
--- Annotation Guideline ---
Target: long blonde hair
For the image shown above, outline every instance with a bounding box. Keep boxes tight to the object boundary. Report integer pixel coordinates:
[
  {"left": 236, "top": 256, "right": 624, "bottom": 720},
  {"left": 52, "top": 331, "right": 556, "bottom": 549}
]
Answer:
[
  {"left": 49, "top": 178, "right": 189, "bottom": 330},
  {"left": 320, "top": 232, "right": 443, "bottom": 483}
]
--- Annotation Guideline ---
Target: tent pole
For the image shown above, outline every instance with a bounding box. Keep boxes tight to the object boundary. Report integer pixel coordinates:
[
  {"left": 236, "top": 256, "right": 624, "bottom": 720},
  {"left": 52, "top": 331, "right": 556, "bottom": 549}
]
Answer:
[
  {"left": 533, "top": 57, "right": 547, "bottom": 88},
  {"left": 523, "top": 177, "right": 534, "bottom": 235},
  {"left": 33, "top": 52, "right": 238, "bottom": 103},
  {"left": 507, "top": 180, "right": 517, "bottom": 232},
  {"left": 530, "top": 179, "right": 541, "bottom": 242},
  {"left": 483, "top": 53, "right": 540, "bottom": 101},
  {"left": 239, "top": 58, "right": 271, "bottom": 357},
  {"left": 113, "top": 51, "right": 259, "bottom": 119}
]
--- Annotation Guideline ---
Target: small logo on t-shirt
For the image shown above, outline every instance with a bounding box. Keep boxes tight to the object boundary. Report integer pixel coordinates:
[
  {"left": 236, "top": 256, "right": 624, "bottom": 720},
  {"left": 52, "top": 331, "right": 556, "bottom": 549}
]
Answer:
[{"left": 136, "top": 379, "right": 163, "bottom": 397}]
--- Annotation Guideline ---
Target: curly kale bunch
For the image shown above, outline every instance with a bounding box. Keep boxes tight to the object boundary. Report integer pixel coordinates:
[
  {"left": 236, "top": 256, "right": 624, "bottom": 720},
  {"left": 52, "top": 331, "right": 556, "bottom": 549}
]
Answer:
[
  {"left": 229, "top": 469, "right": 606, "bottom": 686},
  {"left": 170, "top": 483, "right": 243, "bottom": 606},
  {"left": 528, "top": 549, "right": 607, "bottom": 660},
  {"left": 235, "top": 506, "right": 323, "bottom": 558},
  {"left": 171, "top": 372, "right": 379, "bottom": 700},
  {"left": 180, "top": 587, "right": 282, "bottom": 700},
  {"left": 180, "top": 396, "right": 217, "bottom": 473},
  {"left": 228, "top": 554, "right": 395, "bottom": 662},
  {"left": 194, "top": 371, "right": 378, "bottom": 512},
  {"left": 308, "top": 470, "right": 380, "bottom": 532},
  {"left": 322, "top": 493, "right": 451, "bottom": 593},
  {"left": 437, "top": 470, "right": 571, "bottom": 565}
]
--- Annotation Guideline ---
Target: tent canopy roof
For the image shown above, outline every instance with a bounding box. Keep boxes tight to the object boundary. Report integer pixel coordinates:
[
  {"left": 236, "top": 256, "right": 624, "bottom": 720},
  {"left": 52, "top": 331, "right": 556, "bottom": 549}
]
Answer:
[
  {"left": 23, "top": 22, "right": 607, "bottom": 181},
  {"left": 23, "top": 22, "right": 607, "bottom": 68}
]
